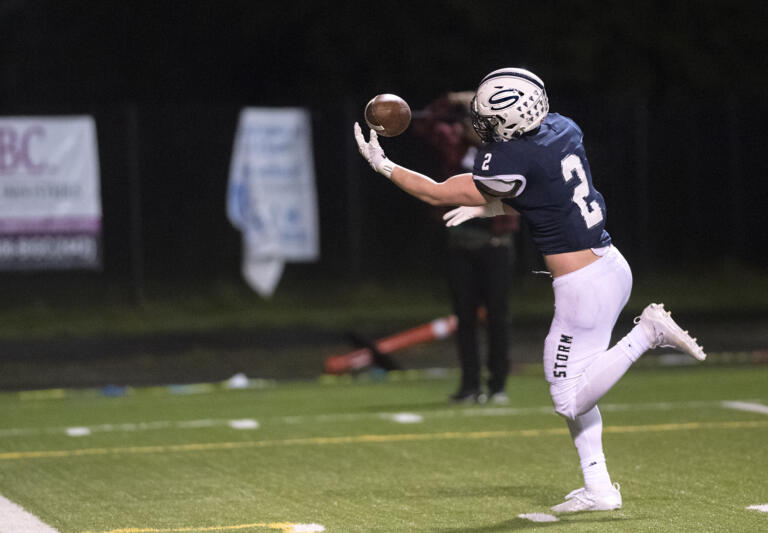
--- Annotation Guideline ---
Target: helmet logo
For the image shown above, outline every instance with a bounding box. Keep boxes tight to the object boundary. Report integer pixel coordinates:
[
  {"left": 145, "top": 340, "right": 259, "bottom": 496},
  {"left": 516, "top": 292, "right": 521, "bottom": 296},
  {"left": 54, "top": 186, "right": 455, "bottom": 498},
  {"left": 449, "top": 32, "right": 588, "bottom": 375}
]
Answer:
[{"left": 488, "top": 88, "right": 522, "bottom": 110}]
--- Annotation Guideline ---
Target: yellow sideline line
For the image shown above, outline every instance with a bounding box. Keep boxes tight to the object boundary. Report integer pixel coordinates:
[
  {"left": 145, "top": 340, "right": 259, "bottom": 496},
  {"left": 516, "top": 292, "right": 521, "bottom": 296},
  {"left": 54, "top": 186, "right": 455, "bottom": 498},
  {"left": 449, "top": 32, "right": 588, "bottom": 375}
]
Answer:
[
  {"left": 2, "top": 420, "right": 766, "bottom": 462},
  {"left": 84, "top": 522, "right": 305, "bottom": 533}
]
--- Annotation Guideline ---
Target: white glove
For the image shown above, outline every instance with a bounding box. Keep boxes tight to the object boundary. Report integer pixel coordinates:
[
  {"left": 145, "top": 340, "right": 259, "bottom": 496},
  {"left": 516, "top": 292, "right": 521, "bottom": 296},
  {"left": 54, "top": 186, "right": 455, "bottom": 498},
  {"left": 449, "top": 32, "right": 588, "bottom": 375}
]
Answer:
[
  {"left": 353, "top": 122, "right": 395, "bottom": 178},
  {"left": 443, "top": 199, "right": 505, "bottom": 227}
]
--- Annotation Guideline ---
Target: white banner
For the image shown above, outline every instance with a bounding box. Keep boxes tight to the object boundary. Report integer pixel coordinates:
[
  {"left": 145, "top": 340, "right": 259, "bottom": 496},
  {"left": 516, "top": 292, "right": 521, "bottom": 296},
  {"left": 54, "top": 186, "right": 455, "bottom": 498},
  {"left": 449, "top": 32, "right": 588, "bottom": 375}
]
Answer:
[
  {"left": 227, "top": 108, "right": 319, "bottom": 296},
  {"left": 0, "top": 116, "right": 102, "bottom": 269}
]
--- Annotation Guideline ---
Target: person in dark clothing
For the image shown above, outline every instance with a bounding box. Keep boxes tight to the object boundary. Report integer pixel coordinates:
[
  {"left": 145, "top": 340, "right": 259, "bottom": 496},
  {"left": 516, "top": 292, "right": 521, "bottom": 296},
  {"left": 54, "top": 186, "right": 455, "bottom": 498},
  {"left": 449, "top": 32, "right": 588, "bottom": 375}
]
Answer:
[{"left": 412, "top": 92, "right": 518, "bottom": 404}]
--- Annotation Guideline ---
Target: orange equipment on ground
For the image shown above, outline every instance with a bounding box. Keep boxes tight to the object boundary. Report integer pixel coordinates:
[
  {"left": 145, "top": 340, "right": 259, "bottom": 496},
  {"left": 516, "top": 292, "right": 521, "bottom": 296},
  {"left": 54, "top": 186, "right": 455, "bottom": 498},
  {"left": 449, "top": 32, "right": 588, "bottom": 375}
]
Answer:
[{"left": 324, "top": 314, "right": 459, "bottom": 374}]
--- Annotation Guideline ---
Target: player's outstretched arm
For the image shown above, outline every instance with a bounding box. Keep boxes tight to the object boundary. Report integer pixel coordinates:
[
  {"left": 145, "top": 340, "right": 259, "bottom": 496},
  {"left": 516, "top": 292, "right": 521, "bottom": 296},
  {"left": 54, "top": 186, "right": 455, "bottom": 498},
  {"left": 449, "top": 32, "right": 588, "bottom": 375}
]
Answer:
[
  {"left": 354, "top": 123, "right": 486, "bottom": 207},
  {"left": 390, "top": 168, "right": 485, "bottom": 206}
]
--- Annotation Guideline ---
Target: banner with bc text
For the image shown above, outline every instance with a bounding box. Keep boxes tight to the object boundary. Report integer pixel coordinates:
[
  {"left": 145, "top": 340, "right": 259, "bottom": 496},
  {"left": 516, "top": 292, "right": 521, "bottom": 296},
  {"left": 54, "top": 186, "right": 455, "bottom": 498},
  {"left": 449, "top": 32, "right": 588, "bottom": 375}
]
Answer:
[
  {"left": 0, "top": 116, "right": 102, "bottom": 270},
  {"left": 227, "top": 108, "right": 319, "bottom": 297}
]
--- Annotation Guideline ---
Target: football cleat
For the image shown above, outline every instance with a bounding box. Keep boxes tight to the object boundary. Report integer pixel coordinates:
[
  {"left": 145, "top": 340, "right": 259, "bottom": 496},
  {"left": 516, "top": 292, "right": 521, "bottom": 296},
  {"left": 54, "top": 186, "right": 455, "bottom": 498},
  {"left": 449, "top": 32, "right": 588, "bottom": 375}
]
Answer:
[
  {"left": 450, "top": 389, "right": 485, "bottom": 404},
  {"left": 635, "top": 303, "right": 706, "bottom": 361},
  {"left": 551, "top": 483, "right": 622, "bottom": 513},
  {"left": 487, "top": 391, "right": 510, "bottom": 405}
]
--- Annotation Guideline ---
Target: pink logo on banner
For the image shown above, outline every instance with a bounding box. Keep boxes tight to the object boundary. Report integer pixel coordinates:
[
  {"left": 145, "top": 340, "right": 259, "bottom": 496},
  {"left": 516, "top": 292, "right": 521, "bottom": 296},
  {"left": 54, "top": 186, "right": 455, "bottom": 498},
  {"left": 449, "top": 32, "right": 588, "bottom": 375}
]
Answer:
[{"left": 0, "top": 125, "right": 47, "bottom": 174}]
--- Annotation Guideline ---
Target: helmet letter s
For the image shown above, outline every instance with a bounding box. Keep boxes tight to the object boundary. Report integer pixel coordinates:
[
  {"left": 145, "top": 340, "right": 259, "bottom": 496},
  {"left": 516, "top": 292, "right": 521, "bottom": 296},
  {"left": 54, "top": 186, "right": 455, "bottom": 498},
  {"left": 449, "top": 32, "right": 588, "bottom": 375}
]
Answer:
[{"left": 489, "top": 88, "right": 521, "bottom": 110}]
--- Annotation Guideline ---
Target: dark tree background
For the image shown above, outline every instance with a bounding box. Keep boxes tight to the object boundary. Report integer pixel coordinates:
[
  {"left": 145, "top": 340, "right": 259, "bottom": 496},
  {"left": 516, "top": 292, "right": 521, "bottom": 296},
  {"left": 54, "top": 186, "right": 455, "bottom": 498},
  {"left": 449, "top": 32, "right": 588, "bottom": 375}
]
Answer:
[{"left": 1, "top": 0, "right": 766, "bottom": 287}]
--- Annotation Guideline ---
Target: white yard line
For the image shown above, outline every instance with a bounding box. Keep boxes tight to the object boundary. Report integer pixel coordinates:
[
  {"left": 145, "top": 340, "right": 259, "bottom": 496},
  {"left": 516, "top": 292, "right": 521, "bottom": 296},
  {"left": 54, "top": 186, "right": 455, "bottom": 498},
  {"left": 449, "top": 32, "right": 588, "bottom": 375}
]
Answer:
[
  {"left": 0, "top": 494, "right": 60, "bottom": 533},
  {"left": 721, "top": 401, "right": 768, "bottom": 415},
  {"left": 0, "top": 418, "right": 249, "bottom": 438},
  {"left": 0, "top": 399, "right": 764, "bottom": 439},
  {"left": 281, "top": 399, "right": 762, "bottom": 423}
]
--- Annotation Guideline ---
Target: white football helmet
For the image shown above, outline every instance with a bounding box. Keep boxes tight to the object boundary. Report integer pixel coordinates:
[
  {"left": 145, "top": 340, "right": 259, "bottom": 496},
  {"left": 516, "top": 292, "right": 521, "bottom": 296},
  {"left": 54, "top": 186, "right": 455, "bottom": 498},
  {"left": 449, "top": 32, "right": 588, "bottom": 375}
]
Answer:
[{"left": 471, "top": 68, "right": 549, "bottom": 142}]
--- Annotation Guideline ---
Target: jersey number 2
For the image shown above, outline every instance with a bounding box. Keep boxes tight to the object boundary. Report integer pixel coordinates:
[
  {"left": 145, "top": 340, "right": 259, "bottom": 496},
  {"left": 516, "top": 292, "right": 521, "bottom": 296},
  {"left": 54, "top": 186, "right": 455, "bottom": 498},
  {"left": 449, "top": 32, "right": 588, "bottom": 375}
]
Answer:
[{"left": 560, "top": 154, "right": 603, "bottom": 229}]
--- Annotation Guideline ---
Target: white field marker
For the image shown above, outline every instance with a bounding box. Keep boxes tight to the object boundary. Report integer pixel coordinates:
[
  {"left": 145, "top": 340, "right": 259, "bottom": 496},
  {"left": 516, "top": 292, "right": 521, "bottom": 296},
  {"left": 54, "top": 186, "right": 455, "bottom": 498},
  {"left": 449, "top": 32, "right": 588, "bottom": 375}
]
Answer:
[
  {"left": 388, "top": 413, "right": 424, "bottom": 424},
  {"left": 291, "top": 524, "right": 325, "bottom": 532},
  {"left": 721, "top": 401, "right": 768, "bottom": 415},
  {"left": 746, "top": 504, "right": 768, "bottom": 512},
  {"left": 0, "top": 494, "right": 61, "bottom": 532},
  {"left": 65, "top": 427, "right": 91, "bottom": 437},
  {"left": 518, "top": 513, "right": 559, "bottom": 522},
  {"left": 228, "top": 419, "right": 260, "bottom": 430}
]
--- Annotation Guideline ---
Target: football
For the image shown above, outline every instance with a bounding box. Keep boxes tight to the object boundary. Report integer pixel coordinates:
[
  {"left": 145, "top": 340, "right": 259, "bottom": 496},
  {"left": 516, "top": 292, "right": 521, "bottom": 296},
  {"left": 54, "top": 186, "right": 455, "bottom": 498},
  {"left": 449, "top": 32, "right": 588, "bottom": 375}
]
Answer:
[{"left": 364, "top": 94, "right": 411, "bottom": 137}]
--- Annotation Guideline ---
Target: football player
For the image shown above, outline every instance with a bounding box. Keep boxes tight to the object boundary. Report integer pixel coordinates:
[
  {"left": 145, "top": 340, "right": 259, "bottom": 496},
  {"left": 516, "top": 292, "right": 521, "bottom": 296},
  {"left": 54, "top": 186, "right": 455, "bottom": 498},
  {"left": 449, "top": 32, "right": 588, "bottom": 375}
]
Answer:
[{"left": 354, "top": 67, "right": 706, "bottom": 513}]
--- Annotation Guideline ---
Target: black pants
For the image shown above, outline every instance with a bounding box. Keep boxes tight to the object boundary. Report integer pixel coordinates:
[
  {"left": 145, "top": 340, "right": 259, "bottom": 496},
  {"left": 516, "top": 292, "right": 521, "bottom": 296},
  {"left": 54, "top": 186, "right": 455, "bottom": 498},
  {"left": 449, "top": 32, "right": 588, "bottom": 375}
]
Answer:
[{"left": 448, "top": 243, "right": 511, "bottom": 394}]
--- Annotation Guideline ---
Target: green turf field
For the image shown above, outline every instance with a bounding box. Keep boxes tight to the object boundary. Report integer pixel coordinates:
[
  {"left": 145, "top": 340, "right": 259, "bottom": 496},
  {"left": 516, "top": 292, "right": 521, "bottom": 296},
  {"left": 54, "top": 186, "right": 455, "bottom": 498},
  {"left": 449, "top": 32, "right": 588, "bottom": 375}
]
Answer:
[{"left": 0, "top": 365, "right": 766, "bottom": 532}]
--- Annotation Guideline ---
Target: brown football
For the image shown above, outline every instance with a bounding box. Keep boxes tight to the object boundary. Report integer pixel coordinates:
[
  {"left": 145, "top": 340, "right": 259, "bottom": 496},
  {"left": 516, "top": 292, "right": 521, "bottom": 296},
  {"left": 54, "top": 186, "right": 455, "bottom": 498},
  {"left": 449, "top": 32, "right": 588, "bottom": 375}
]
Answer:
[{"left": 364, "top": 93, "right": 411, "bottom": 137}]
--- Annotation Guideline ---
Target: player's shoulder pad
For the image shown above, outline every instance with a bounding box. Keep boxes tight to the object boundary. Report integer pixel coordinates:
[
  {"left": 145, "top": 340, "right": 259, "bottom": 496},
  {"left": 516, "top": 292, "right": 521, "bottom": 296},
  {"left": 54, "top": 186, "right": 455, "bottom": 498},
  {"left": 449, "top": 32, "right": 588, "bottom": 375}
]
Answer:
[
  {"left": 555, "top": 113, "right": 583, "bottom": 137},
  {"left": 472, "top": 142, "right": 528, "bottom": 198},
  {"left": 474, "top": 173, "right": 527, "bottom": 198}
]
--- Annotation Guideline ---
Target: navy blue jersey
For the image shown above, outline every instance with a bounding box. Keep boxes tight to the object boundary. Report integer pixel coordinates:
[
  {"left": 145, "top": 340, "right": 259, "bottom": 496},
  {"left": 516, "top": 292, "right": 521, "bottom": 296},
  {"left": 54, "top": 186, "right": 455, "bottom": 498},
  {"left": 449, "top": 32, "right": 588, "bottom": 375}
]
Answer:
[{"left": 472, "top": 113, "right": 611, "bottom": 254}]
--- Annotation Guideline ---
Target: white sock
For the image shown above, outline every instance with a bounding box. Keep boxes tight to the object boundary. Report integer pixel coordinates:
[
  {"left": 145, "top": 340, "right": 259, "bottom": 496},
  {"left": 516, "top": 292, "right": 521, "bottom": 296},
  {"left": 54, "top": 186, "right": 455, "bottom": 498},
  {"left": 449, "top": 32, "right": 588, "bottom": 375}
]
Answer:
[
  {"left": 619, "top": 323, "right": 652, "bottom": 362},
  {"left": 583, "top": 455, "right": 612, "bottom": 493},
  {"left": 571, "top": 325, "right": 653, "bottom": 415},
  {"left": 566, "top": 406, "right": 613, "bottom": 493}
]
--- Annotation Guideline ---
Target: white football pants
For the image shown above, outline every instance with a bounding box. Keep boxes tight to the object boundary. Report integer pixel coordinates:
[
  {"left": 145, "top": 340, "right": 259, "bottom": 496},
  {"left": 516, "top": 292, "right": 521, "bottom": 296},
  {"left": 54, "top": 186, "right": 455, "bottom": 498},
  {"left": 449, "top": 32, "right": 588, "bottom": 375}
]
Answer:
[{"left": 544, "top": 245, "right": 635, "bottom": 420}]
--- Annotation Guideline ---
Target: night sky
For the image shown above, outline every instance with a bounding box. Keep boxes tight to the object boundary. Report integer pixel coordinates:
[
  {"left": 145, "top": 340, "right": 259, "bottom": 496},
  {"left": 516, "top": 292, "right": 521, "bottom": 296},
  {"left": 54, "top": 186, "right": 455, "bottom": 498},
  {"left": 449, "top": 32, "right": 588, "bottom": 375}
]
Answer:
[
  {"left": 1, "top": 1, "right": 766, "bottom": 279},
  {"left": 2, "top": 1, "right": 765, "bottom": 106}
]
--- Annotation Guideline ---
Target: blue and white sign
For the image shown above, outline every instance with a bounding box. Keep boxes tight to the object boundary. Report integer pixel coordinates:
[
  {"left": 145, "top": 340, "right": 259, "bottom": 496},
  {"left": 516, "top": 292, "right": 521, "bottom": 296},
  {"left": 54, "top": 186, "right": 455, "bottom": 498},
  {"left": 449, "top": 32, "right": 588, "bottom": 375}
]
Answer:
[{"left": 227, "top": 108, "right": 319, "bottom": 296}]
